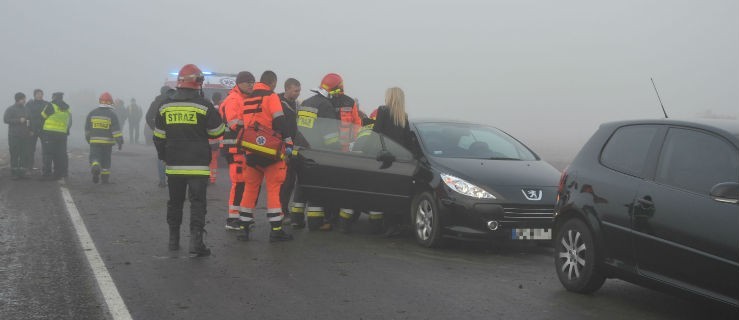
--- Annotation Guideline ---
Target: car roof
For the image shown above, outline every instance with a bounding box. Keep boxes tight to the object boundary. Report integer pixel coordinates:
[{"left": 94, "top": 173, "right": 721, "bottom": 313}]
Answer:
[
  {"left": 410, "top": 118, "right": 491, "bottom": 126},
  {"left": 601, "top": 118, "right": 739, "bottom": 142}
]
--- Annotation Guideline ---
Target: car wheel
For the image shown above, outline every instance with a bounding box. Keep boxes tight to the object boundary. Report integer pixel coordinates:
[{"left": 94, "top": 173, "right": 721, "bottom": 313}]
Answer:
[
  {"left": 412, "top": 192, "right": 444, "bottom": 248},
  {"left": 554, "top": 218, "right": 605, "bottom": 293}
]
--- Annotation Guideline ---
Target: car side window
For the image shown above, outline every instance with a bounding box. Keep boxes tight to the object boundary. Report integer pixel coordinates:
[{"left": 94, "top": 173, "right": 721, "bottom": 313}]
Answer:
[
  {"left": 655, "top": 128, "right": 739, "bottom": 195},
  {"left": 382, "top": 135, "right": 414, "bottom": 161},
  {"left": 600, "top": 125, "right": 660, "bottom": 178}
]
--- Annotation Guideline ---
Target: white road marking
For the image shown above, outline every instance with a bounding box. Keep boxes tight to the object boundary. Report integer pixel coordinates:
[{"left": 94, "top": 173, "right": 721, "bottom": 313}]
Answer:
[{"left": 59, "top": 181, "right": 133, "bottom": 320}]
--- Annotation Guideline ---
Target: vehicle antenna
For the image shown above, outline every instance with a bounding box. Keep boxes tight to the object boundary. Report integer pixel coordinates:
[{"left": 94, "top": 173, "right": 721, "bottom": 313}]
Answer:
[{"left": 650, "top": 77, "right": 669, "bottom": 118}]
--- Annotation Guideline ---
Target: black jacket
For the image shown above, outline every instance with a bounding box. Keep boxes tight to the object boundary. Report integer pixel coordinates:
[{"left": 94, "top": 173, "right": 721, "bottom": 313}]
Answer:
[
  {"left": 153, "top": 88, "right": 225, "bottom": 176},
  {"left": 4, "top": 103, "right": 30, "bottom": 137},
  {"left": 278, "top": 93, "right": 298, "bottom": 141},
  {"left": 85, "top": 105, "right": 123, "bottom": 145},
  {"left": 24, "top": 99, "right": 48, "bottom": 133},
  {"left": 372, "top": 105, "right": 412, "bottom": 148},
  {"left": 146, "top": 86, "right": 173, "bottom": 130}
]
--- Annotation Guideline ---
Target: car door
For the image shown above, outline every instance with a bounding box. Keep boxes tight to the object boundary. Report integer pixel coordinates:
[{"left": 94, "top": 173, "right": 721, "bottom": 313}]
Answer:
[
  {"left": 594, "top": 124, "right": 664, "bottom": 268},
  {"left": 633, "top": 127, "right": 739, "bottom": 304},
  {"left": 295, "top": 118, "right": 416, "bottom": 212}
]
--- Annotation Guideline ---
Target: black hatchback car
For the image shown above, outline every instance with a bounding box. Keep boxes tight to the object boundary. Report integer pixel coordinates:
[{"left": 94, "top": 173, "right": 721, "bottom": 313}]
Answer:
[
  {"left": 293, "top": 118, "right": 561, "bottom": 247},
  {"left": 554, "top": 119, "right": 739, "bottom": 308}
]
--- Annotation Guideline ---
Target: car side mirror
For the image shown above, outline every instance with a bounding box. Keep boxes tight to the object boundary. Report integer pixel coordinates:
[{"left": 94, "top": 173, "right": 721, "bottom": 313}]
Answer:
[
  {"left": 376, "top": 150, "right": 396, "bottom": 169},
  {"left": 709, "top": 182, "right": 739, "bottom": 204}
]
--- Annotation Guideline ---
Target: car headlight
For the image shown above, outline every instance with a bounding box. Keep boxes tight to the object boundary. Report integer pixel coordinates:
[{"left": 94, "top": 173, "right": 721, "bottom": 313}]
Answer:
[{"left": 440, "top": 173, "right": 496, "bottom": 199}]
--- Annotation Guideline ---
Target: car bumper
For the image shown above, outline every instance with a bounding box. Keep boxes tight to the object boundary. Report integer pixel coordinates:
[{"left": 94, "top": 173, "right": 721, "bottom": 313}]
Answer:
[{"left": 437, "top": 193, "right": 555, "bottom": 241}]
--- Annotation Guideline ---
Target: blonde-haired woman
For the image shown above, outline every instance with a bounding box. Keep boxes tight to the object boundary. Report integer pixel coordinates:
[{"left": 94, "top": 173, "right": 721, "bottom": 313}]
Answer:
[
  {"left": 373, "top": 87, "right": 411, "bottom": 148},
  {"left": 373, "top": 87, "right": 413, "bottom": 236}
]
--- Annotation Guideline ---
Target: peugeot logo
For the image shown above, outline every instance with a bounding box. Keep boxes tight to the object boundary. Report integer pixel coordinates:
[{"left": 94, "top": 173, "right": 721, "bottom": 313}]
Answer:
[
  {"left": 522, "top": 189, "right": 543, "bottom": 201},
  {"left": 256, "top": 136, "right": 267, "bottom": 146}
]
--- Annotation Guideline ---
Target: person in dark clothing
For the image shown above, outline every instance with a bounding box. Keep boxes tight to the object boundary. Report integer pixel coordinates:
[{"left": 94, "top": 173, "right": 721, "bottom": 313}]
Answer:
[
  {"left": 372, "top": 87, "right": 413, "bottom": 236},
  {"left": 40, "top": 92, "right": 72, "bottom": 180},
  {"left": 127, "top": 98, "right": 143, "bottom": 144},
  {"left": 147, "top": 86, "right": 175, "bottom": 187},
  {"left": 114, "top": 99, "right": 128, "bottom": 134},
  {"left": 24, "top": 89, "right": 49, "bottom": 170},
  {"left": 85, "top": 92, "right": 124, "bottom": 184},
  {"left": 4, "top": 92, "right": 32, "bottom": 179},
  {"left": 153, "top": 64, "right": 224, "bottom": 257},
  {"left": 278, "top": 78, "right": 301, "bottom": 217}
]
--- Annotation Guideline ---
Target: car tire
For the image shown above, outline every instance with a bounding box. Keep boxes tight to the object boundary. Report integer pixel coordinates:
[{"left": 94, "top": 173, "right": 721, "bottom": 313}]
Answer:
[
  {"left": 554, "top": 218, "right": 605, "bottom": 293},
  {"left": 411, "top": 192, "right": 444, "bottom": 248}
]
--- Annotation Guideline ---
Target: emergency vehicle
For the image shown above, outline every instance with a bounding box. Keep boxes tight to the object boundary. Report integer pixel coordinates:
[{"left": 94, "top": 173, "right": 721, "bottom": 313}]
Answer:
[{"left": 164, "top": 71, "right": 237, "bottom": 101}]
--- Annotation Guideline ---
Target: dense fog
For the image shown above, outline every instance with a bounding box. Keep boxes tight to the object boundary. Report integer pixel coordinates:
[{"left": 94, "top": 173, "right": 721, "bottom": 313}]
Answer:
[{"left": 2, "top": 0, "right": 737, "bottom": 164}]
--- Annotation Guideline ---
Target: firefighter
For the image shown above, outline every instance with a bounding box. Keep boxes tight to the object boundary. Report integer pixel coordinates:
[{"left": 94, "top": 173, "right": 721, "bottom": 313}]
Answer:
[
  {"left": 208, "top": 92, "right": 223, "bottom": 184},
  {"left": 237, "top": 70, "right": 294, "bottom": 242},
  {"left": 85, "top": 92, "right": 124, "bottom": 184},
  {"left": 40, "top": 92, "right": 71, "bottom": 180},
  {"left": 153, "top": 64, "right": 225, "bottom": 257},
  {"left": 290, "top": 73, "right": 362, "bottom": 231},
  {"left": 219, "top": 71, "right": 255, "bottom": 230},
  {"left": 278, "top": 78, "right": 301, "bottom": 219},
  {"left": 4, "top": 92, "right": 31, "bottom": 180}
]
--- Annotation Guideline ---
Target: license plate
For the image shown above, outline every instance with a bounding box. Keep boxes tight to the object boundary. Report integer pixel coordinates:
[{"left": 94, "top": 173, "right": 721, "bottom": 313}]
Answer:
[{"left": 511, "top": 228, "right": 551, "bottom": 240}]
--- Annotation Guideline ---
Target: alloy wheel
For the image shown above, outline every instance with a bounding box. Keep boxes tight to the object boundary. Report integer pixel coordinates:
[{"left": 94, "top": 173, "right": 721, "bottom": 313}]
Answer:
[
  {"left": 415, "top": 199, "right": 433, "bottom": 241},
  {"left": 559, "top": 229, "right": 587, "bottom": 280}
]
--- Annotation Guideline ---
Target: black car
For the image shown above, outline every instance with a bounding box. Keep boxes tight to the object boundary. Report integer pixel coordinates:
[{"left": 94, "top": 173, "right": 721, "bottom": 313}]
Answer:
[
  {"left": 553, "top": 119, "right": 739, "bottom": 308},
  {"left": 293, "top": 118, "right": 561, "bottom": 247}
]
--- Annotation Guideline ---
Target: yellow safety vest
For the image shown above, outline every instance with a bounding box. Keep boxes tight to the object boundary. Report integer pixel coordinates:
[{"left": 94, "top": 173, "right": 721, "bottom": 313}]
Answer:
[{"left": 42, "top": 103, "right": 71, "bottom": 134}]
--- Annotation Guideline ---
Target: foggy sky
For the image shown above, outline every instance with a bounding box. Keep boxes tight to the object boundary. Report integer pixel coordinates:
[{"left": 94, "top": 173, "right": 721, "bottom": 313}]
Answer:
[{"left": 2, "top": 0, "right": 737, "bottom": 154}]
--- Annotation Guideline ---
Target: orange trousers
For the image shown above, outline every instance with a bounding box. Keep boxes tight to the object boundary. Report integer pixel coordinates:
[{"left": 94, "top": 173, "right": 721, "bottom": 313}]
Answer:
[
  {"left": 239, "top": 159, "right": 286, "bottom": 229},
  {"left": 227, "top": 154, "right": 245, "bottom": 219}
]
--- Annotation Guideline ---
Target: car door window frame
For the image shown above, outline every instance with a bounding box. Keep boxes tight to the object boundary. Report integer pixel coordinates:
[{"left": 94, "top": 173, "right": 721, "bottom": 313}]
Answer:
[
  {"left": 651, "top": 126, "right": 739, "bottom": 196},
  {"left": 599, "top": 124, "right": 666, "bottom": 179}
]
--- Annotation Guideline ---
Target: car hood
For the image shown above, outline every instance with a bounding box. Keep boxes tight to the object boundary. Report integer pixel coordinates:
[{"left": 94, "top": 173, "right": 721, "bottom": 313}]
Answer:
[{"left": 429, "top": 157, "right": 561, "bottom": 187}]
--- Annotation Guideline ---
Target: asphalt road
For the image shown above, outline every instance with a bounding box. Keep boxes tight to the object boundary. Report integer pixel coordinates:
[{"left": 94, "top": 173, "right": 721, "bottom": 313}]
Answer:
[{"left": 0, "top": 144, "right": 735, "bottom": 320}]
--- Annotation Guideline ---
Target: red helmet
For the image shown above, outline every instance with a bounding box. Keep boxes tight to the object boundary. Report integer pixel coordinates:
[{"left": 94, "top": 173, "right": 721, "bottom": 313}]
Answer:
[
  {"left": 177, "top": 64, "right": 204, "bottom": 89},
  {"left": 99, "top": 92, "right": 113, "bottom": 105},
  {"left": 320, "top": 73, "right": 344, "bottom": 95}
]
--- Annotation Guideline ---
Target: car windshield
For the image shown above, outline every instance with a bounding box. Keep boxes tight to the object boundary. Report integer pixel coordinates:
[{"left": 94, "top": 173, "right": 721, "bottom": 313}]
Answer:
[{"left": 415, "top": 122, "right": 538, "bottom": 160}]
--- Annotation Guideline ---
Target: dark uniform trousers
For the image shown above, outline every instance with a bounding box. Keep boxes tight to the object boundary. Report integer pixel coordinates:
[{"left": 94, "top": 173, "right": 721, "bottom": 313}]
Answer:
[
  {"left": 89, "top": 144, "right": 113, "bottom": 171},
  {"left": 167, "top": 175, "right": 209, "bottom": 230},
  {"left": 9, "top": 135, "right": 31, "bottom": 173},
  {"left": 42, "top": 136, "right": 67, "bottom": 178},
  {"left": 279, "top": 160, "right": 297, "bottom": 214}
]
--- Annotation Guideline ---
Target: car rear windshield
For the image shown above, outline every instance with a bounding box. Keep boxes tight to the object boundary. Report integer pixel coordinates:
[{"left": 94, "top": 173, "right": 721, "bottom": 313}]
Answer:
[{"left": 415, "top": 123, "right": 538, "bottom": 160}]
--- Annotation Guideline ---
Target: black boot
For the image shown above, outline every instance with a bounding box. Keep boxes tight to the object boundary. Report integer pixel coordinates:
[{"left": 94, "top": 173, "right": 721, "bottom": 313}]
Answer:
[
  {"left": 189, "top": 228, "right": 211, "bottom": 257},
  {"left": 91, "top": 163, "right": 100, "bottom": 184},
  {"left": 269, "top": 229, "right": 294, "bottom": 242},
  {"left": 168, "top": 225, "right": 180, "bottom": 251},
  {"left": 290, "top": 212, "right": 305, "bottom": 229},
  {"left": 236, "top": 224, "right": 251, "bottom": 241}
]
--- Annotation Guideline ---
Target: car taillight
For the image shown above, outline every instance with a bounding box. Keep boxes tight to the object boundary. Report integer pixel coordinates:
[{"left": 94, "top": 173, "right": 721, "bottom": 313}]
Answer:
[{"left": 557, "top": 166, "right": 569, "bottom": 195}]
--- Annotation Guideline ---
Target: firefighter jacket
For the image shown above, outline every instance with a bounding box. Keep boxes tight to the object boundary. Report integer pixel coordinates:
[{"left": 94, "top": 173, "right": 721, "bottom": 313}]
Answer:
[
  {"left": 85, "top": 104, "right": 123, "bottom": 145},
  {"left": 153, "top": 88, "right": 225, "bottom": 176},
  {"left": 41, "top": 100, "right": 71, "bottom": 137},
  {"left": 219, "top": 86, "right": 249, "bottom": 154},
  {"left": 297, "top": 92, "right": 360, "bottom": 150}
]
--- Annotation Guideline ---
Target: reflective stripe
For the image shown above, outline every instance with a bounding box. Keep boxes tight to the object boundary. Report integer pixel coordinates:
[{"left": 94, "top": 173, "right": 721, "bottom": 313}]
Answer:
[
  {"left": 307, "top": 206, "right": 323, "bottom": 211},
  {"left": 228, "top": 213, "right": 240, "bottom": 219},
  {"left": 368, "top": 211, "right": 384, "bottom": 220},
  {"left": 297, "top": 106, "right": 318, "bottom": 113},
  {"left": 241, "top": 141, "right": 278, "bottom": 155},
  {"left": 340, "top": 107, "right": 353, "bottom": 112},
  {"left": 228, "top": 205, "right": 240, "bottom": 211},
  {"left": 90, "top": 136, "right": 114, "bottom": 141},
  {"left": 159, "top": 102, "right": 208, "bottom": 115},
  {"left": 240, "top": 207, "right": 254, "bottom": 213},
  {"left": 268, "top": 215, "right": 283, "bottom": 222},
  {"left": 239, "top": 216, "right": 254, "bottom": 222},
  {"left": 91, "top": 161, "right": 100, "bottom": 166},
  {"left": 227, "top": 119, "right": 243, "bottom": 127},
  {"left": 90, "top": 139, "right": 116, "bottom": 144},
  {"left": 272, "top": 111, "right": 284, "bottom": 118},
  {"left": 208, "top": 123, "right": 225, "bottom": 136},
  {"left": 324, "top": 132, "right": 339, "bottom": 145},
  {"left": 339, "top": 211, "right": 353, "bottom": 219},
  {"left": 166, "top": 165, "right": 210, "bottom": 176},
  {"left": 306, "top": 211, "right": 324, "bottom": 218},
  {"left": 267, "top": 208, "right": 282, "bottom": 214},
  {"left": 111, "top": 131, "right": 123, "bottom": 137},
  {"left": 153, "top": 128, "right": 166, "bottom": 138},
  {"left": 220, "top": 139, "right": 236, "bottom": 145},
  {"left": 101, "top": 170, "right": 111, "bottom": 175}
]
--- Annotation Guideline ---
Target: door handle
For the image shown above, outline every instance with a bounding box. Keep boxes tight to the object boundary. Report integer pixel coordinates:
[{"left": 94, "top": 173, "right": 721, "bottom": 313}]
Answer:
[
  {"left": 302, "top": 159, "right": 318, "bottom": 167},
  {"left": 637, "top": 197, "right": 653, "bottom": 206}
]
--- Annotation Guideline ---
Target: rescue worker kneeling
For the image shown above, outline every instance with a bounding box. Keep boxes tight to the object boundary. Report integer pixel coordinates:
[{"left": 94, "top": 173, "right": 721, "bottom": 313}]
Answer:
[
  {"left": 237, "top": 70, "right": 294, "bottom": 242},
  {"left": 153, "top": 64, "right": 225, "bottom": 257},
  {"left": 85, "top": 92, "right": 123, "bottom": 184}
]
